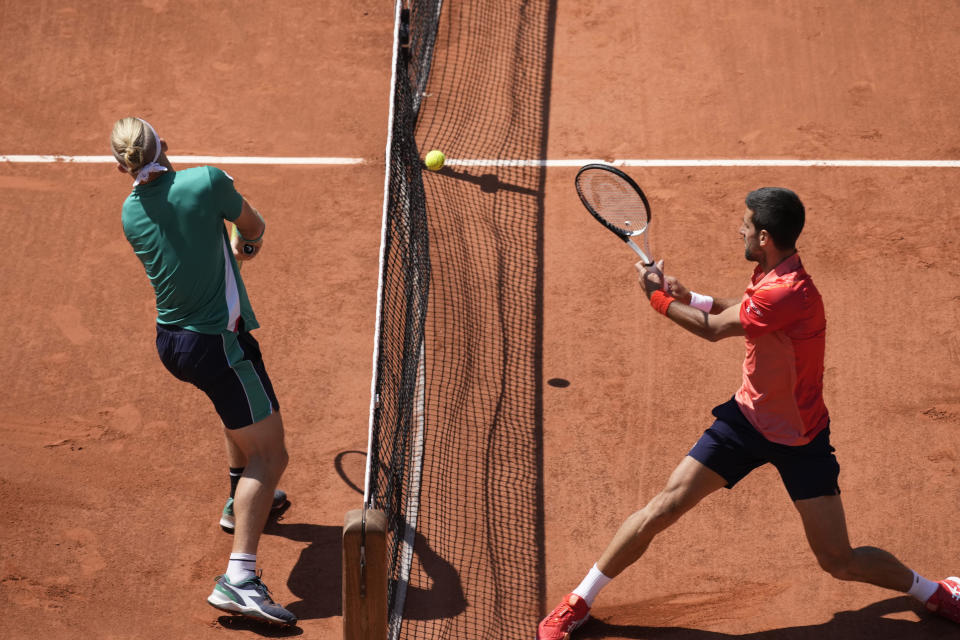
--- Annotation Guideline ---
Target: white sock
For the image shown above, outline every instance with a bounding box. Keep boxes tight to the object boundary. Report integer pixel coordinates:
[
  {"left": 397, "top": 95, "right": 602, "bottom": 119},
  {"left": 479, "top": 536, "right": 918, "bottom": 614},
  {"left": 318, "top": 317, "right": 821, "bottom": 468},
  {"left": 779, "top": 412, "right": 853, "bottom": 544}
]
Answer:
[
  {"left": 572, "top": 564, "right": 612, "bottom": 607},
  {"left": 226, "top": 553, "right": 257, "bottom": 583},
  {"left": 908, "top": 571, "right": 939, "bottom": 603}
]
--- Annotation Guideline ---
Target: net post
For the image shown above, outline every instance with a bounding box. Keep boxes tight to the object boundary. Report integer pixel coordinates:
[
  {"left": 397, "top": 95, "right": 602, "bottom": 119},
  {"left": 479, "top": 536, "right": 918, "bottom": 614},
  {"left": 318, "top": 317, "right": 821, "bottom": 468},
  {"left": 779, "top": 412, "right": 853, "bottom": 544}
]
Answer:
[{"left": 343, "top": 508, "right": 388, "bottom": 640}]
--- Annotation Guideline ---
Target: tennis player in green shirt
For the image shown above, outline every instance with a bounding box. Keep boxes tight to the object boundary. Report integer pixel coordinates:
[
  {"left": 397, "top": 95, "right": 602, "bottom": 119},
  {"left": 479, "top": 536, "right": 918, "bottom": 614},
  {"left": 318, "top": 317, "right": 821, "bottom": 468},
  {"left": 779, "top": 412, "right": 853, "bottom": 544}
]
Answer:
[{"left": 112, "top": 117, "right": 295, "bottom": 626}]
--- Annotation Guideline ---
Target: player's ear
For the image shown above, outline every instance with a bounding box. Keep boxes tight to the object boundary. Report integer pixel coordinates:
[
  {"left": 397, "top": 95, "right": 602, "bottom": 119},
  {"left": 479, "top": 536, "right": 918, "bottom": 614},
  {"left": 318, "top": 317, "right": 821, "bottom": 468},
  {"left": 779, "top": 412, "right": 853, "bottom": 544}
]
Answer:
[
  {"left": 758, "top": 229, "right": 769, "bottom": 246},
  {"left": 116, "top": 163, "right": 128, "bottom": 174}
]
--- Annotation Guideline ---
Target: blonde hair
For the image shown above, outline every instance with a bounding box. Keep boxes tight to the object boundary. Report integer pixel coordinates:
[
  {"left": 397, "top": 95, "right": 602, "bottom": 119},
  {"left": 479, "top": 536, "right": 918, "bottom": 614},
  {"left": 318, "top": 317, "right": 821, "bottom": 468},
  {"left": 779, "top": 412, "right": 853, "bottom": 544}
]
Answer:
[{"left": 110, "top": 117, "right": 159, "bottom": 171}]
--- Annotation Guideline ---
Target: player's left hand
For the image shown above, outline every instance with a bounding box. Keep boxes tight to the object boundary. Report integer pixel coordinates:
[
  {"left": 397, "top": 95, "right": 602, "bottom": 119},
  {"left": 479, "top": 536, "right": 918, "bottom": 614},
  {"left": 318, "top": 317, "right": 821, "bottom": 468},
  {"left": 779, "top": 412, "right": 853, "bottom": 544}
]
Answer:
[
  {"left": 664, "top": 275, "right": 690, "bottom": 303},
  {"left": 635, "top": 259, "right": 664, "bottom": 299}
]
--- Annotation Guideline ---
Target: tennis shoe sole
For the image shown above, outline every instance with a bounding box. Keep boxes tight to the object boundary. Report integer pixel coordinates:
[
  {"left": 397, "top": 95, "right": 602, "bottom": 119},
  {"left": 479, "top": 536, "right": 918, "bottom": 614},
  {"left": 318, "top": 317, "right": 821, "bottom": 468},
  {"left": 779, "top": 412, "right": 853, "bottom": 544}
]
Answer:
[{"left": 207, "top": 575, "right": 297, "bottom": 627}]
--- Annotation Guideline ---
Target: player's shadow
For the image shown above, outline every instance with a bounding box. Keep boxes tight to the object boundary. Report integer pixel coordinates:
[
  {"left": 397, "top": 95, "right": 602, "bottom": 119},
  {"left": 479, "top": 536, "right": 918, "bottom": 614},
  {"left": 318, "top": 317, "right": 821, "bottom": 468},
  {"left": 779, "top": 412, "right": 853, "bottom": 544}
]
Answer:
[
  {"left": 262, "top": 520, "right": 342, "bottom": 620},
  {"left": 260, "top": 519, "right": 465, "bottom": 623},
  {"left": 578, "top": 595, "right": 955, "bottom": 639}
]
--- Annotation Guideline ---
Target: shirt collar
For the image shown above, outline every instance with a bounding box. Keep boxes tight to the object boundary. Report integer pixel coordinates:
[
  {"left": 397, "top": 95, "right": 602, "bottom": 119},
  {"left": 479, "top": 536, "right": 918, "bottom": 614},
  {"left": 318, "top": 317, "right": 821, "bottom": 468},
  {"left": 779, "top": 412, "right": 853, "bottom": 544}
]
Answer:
[
  {"left": 132, "top": 169, "right": 174, "bottom": 193},
  {"left": 752, "top": 252, "right": 802, "bottom": 285}
]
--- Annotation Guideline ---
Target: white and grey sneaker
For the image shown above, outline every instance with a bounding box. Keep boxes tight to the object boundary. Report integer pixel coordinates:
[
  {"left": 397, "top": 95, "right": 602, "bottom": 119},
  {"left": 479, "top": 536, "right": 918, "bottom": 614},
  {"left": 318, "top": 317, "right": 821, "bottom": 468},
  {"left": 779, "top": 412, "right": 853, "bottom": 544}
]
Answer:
[
  {"left": 207, "top": 572, "right": 297, "bottom": 626},
  {"left": 220, "top": 489, "right": 288, "bottom": 533}
]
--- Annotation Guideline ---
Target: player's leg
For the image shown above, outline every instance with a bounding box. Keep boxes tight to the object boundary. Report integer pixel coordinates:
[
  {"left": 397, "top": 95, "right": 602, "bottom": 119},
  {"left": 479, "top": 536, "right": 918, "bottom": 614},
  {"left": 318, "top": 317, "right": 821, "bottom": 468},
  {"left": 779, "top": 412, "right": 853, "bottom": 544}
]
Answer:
[
  {"left": 225, "top": 431, "right": 246, "bottom": 468},
  {"left": 538, "top": 400, "right": 764, "bottom": 640},
  {"left": 777, "top": 426, "right": 958, "bottom": 624},
  {"left": 220, "top": 429, "right": 287, "bottom": 533},
  {"left": 207, "top": 328, "right": 288, "bottom": 556},
  {"left": 774, "top": 426, "right": 910, "bottom": 589},
  {"left": 795, "top": 494, "right": 960, "bottom": 623},
  {"left": 598, "top": 400, "right": 762, "bottom": 580},
  {"left": 207, "top": 410, "right": 296, "bottom": 626},
  {"left": 221, "top": 433, "right": 246, "bottom": 528},
  {"left": 224, "top": 411, "right": 288, "bottom": 556},
  {"left": 193, "top": 328, "right": 295, "bottom": 626},
  {"left": 538, "top": 456, "right": 727, "bottom": 640},
  {"left": 597, "top": 455, "right": 727, "bottom": 577},
  {"left": 156, "top": 324, "right": 295, "bottom": 625},
  {"left": 776, "top": 426, "right": 910, "bottom": 589},
  {"left": 794, "top": 494, "right": 912, "bottom": 590}
]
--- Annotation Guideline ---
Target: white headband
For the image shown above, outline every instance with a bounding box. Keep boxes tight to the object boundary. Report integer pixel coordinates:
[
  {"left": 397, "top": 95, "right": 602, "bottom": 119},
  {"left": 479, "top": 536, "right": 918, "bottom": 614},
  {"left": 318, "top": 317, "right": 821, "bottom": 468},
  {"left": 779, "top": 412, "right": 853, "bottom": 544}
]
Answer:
[{"left": 115, "top": 118, "right": 168, "bottom": 186}]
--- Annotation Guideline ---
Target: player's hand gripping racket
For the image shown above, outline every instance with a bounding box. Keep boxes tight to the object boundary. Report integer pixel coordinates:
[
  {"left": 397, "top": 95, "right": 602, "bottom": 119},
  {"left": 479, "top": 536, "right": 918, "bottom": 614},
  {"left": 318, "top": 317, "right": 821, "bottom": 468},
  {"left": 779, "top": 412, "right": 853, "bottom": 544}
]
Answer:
[
  {"left": 575, "top": 164, "right": 654, "bottom": 265},
  {"left": 229, "top": 224, "right": 257, "bottom": 271}
]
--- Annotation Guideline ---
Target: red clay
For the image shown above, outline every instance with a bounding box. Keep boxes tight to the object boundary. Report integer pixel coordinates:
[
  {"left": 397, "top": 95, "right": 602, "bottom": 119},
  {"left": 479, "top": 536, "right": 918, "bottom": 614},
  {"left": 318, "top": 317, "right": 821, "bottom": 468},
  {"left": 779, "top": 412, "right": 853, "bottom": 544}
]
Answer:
[{"left": 2, "top": 1, "right": 958, "bottom": 639}]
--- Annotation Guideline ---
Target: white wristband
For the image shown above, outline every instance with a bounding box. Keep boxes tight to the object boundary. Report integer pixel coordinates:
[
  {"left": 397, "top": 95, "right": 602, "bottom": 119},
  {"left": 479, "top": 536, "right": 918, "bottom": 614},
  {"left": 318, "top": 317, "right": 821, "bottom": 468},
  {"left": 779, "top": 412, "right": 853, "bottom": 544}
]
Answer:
[{"left": 689, "top": 291, "right": 713, "bottom": 312}]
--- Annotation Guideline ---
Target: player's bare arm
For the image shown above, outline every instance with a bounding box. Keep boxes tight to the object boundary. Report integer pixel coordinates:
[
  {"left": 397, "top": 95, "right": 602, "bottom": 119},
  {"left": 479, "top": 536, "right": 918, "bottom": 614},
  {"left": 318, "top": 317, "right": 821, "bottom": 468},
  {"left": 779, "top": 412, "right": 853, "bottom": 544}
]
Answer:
[
  {"left": 636, "top": 260, "right": 744, "bottom": 342},
  {"left": 664, "top": 276, "right": 740, "bottom": 313},
  {"left": 232, "top": 199, "right": 265, "bottom": 260},
  {"left": 665, "top": 301, "right": 743, "bottom": 342}
]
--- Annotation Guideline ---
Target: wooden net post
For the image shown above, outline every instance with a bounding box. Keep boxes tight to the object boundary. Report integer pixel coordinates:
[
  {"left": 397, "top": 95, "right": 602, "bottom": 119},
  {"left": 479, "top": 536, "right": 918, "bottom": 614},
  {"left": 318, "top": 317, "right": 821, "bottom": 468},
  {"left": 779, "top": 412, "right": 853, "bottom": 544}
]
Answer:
[{"left": 343, "top": 508, "right": 388, "bottom": 640}]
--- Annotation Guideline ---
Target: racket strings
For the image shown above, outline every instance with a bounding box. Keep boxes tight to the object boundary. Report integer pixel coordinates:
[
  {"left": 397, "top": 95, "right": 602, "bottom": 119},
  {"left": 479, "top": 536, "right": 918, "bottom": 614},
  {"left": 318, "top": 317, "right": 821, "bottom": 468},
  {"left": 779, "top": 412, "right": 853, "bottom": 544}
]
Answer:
[{"left": 577, "top": 173, "right": 649, "bottom": 234}]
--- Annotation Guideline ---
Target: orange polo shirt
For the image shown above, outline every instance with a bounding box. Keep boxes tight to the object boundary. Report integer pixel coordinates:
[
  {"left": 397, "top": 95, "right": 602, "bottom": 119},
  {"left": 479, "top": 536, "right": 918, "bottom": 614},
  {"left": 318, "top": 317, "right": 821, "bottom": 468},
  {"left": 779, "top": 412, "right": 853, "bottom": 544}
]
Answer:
[{"left": 734, "top": 253, "right": 829, "bottom": 445}]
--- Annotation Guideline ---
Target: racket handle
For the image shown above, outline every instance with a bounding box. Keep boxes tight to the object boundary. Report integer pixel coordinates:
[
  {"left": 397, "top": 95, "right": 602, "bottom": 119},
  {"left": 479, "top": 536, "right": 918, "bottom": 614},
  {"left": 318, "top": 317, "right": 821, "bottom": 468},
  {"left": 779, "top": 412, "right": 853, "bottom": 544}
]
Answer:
[
  {"left": 625, "top": 237, "right": 652, "bottom": 265},
  {"left": 243, "top": 244, "right": 255, "bottom": 255}
]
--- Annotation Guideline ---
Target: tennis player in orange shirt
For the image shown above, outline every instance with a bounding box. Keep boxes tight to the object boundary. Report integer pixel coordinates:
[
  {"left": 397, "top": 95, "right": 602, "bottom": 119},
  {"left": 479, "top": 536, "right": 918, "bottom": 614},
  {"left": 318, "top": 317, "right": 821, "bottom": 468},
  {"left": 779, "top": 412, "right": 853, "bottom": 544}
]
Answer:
[{"left": 538, "top": 187, "right": 958, "bottom": 639}]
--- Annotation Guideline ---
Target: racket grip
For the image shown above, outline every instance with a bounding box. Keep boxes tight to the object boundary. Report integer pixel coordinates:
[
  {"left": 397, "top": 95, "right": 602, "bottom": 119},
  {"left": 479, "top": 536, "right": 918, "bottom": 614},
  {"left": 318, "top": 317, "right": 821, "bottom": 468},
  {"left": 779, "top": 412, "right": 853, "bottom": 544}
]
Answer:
[
  {"left": 243, "top": 244, "right": 255, "bottom": 255},
  {"left": 625, "top": 237, "right": 652, "bottom": 265}
]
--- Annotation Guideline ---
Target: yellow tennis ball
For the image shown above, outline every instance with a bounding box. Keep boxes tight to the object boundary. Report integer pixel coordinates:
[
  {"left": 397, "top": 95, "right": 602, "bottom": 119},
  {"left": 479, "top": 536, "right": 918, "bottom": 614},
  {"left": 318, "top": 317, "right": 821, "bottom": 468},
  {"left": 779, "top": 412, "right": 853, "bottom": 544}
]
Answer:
[{"left": 424, "top": 149, "right": 445, "bottom": 171}]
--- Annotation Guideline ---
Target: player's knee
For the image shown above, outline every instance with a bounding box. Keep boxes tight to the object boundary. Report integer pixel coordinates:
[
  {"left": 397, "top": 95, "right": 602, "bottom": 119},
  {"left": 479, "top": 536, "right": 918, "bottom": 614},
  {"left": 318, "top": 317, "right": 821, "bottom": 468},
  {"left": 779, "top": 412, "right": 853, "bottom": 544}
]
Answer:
[
  {"left": 814, "top": 548, "right": 854, "bottom": 580},
  {"left": 264, "top": 440, "right": 288, "bottom": 473},
  {"left": 244, "top": 436, "right": 287, "bottom": 478}
]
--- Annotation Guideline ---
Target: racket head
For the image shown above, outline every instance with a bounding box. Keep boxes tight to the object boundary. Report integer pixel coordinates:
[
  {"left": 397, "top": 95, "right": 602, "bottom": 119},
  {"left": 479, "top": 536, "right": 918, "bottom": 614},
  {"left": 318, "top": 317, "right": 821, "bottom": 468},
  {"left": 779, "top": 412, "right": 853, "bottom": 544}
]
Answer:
[{"left": 575, "top": 164, "right": 652, "bottom": 238}]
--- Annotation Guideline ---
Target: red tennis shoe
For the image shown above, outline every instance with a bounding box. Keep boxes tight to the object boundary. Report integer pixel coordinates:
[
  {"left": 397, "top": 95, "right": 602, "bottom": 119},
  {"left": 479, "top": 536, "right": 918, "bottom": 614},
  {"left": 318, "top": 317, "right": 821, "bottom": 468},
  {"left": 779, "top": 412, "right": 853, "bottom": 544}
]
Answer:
[
  {"left": 925, "top": 577, "right": 960, "bottom": 624},
  {"left": 537, "top": 593, "right": 590, "bottom": 640}
]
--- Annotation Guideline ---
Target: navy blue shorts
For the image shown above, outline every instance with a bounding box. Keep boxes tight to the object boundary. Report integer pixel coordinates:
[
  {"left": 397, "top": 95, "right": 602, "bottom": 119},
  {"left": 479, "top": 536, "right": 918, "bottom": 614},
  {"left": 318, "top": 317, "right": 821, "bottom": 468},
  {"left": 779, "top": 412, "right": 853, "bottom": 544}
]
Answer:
[
  {"left": 155, "top": 321, "right": 279, "bottom": 430},
  {"left": 688, "top": 398, "right": 840, "bottom": 502}
]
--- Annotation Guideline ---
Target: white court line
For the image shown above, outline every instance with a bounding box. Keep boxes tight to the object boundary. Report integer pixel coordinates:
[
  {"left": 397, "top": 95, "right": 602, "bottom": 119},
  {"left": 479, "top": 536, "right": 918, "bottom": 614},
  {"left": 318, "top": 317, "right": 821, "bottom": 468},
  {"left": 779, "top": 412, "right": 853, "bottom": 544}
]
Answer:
[
  {"left": 0, "top": 155, "right": 364, "bottom": 165},
  {"left": 448, "top": 158, "right": 960, "bottom": 168},
  {"left": 1, "top": 155, "right": 958, "bottom": 168}
]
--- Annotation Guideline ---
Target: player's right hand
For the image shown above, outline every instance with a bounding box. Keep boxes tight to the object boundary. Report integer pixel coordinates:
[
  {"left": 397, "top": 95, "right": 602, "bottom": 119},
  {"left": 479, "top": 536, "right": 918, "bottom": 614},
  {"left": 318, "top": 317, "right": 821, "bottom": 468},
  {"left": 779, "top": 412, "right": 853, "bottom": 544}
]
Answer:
[
  {"left": 231, "top": 226, "right": 262, "bottom": 261},
  {"left": 635, "top": 259, "right": 665, "bottom": 298}
]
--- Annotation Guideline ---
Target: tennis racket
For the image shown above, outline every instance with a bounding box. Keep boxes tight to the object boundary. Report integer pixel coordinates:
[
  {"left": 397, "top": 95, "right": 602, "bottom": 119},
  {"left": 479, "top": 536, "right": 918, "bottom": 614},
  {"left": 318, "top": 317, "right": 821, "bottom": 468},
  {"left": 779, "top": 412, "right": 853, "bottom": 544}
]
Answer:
[{"left": 574, "top": 164, "right": 654, "bottom": 266}]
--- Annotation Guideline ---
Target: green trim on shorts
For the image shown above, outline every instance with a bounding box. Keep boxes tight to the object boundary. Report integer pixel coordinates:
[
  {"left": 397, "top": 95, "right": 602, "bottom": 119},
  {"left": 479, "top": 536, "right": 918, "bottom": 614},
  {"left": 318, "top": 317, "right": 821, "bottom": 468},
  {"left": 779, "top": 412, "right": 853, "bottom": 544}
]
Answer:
[{"left": 221, "top": 332, "right": 274, "bottom": 426}]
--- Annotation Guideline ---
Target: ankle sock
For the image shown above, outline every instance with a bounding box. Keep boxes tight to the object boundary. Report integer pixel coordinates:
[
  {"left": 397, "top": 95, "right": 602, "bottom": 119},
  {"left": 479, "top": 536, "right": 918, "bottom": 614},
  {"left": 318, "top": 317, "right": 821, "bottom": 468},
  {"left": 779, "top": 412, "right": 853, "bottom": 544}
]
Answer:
[
  {"left": 226, "top": 553, "right": 257, "bottom": 583},
  {"left": 572, "top": 564, "right": 612, "bottom": 607},
  {"left": 908, "top": 571, "right": 939, "bottom": 603}
]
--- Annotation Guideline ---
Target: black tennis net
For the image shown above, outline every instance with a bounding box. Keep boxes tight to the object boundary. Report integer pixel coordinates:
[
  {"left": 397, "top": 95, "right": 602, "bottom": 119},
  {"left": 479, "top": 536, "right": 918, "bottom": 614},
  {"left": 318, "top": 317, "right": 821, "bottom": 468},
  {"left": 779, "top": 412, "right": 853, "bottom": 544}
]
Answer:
[{"left": 365, "top": 1, "right": 556, "bottom": 638}]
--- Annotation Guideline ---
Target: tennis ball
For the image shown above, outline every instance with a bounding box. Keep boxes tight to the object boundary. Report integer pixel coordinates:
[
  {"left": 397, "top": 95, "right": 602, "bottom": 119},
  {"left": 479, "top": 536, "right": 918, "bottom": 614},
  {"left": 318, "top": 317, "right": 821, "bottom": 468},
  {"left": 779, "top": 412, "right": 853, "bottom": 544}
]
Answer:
[{"left": 424, "top": 149, "right": 445, "bottom": 171}]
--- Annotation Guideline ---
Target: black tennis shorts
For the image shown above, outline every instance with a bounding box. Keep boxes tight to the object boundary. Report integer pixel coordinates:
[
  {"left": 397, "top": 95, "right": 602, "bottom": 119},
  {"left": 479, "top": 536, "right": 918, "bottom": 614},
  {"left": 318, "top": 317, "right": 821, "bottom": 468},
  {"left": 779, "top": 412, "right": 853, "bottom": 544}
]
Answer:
[
  {"left": 155, "top": 321, "right": 279, "bottom": 430},
  {"left": 688, "top": 397, "right": 840, "bottom": 501}
]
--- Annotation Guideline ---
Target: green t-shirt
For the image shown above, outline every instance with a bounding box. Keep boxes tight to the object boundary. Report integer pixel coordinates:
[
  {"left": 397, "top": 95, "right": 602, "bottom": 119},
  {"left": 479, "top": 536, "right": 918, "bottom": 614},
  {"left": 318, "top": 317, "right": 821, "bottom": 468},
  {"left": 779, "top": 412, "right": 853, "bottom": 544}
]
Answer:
[{"left": 121, "top": 166, "right": 259, "bottom": 334}]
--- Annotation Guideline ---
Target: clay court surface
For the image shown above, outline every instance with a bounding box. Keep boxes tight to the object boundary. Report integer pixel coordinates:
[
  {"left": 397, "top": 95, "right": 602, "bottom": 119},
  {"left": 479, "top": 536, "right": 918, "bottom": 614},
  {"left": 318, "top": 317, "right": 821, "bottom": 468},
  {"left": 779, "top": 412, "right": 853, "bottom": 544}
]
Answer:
[{"left": 2, "top": 1, "right": 958, "bottom": 638}]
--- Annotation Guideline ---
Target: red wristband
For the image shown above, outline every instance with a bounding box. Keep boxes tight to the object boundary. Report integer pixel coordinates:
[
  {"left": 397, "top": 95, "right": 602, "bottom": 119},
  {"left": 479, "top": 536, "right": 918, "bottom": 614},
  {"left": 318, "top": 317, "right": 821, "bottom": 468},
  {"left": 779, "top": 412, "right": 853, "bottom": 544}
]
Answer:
[{"left": 650, "top": 290, "right": 675, "bottom": 316}]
